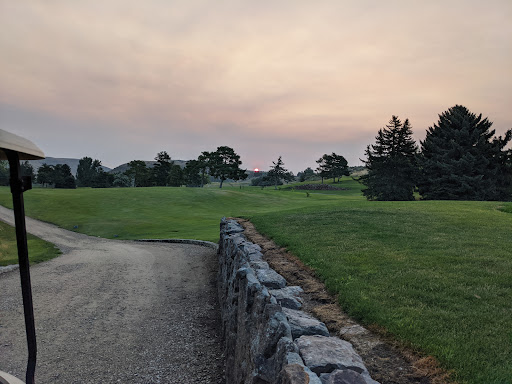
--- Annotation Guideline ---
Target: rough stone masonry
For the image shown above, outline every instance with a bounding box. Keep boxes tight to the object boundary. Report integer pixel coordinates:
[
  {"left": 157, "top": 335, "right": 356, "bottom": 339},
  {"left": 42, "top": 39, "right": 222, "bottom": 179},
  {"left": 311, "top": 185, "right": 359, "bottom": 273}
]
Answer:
[{"left": 218, "top": 218, "right": 379, "bottom": 384}]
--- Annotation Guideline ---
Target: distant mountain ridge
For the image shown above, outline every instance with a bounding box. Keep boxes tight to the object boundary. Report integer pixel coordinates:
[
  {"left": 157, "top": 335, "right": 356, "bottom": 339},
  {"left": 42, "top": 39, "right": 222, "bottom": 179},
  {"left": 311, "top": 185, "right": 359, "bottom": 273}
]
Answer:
[
  {"left": 109, "top": 160, "right": 188, "bottom": 174},
  {"left": 27, "top": 157, "right": 111, "bottom": 177},
  {"left": 26, "top": 157, "right": 189, "bottom": 177}
]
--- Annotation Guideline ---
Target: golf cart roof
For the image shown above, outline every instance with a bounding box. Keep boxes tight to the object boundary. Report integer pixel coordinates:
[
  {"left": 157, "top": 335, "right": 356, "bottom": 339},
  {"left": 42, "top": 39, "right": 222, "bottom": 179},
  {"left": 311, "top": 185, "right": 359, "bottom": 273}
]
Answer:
[{"left": 0, "top": 129, "right": 45, "bottom": 160}]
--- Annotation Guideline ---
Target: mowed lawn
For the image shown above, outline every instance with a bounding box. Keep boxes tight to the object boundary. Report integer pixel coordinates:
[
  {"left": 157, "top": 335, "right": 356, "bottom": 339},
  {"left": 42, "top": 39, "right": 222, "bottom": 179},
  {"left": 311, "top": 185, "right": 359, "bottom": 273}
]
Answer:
[
  {"left": 0, "top": 184, "right": 353, "bottom": 242},
  {"left": 0, "top": 181, "right": 511, "bottom": 383},
  {"left": 0, "top": 220, "right": 61, "bottom": 266},
  {"left": 249, "top": 200, "right": 512, "bottom": 384}
]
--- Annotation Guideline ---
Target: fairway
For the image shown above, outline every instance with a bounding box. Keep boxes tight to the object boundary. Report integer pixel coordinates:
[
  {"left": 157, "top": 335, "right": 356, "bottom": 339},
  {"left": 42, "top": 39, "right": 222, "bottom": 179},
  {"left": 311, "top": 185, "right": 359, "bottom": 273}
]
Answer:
[
  {"left": 0, "top": 184, "right": 358, "bottom": 242},
  {"left": 0, "top": 181, "right": 511, "bottom": 383}
]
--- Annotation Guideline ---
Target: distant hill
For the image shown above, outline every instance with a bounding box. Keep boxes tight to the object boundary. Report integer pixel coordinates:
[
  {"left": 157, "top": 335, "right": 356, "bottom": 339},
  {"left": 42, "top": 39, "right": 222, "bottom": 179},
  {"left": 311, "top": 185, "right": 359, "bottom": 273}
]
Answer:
[
  {"left": 109, "top": 160, "right": 188, "bottom": 174},
  {"left": 27, "top": 157, "right": 111, "bottom": 176}
]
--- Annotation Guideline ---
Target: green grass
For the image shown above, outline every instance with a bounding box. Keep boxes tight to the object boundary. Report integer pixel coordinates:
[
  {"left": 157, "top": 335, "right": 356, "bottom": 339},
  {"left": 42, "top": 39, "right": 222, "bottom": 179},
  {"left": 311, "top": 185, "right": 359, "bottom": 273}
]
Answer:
[
  {"left": 248, "top": 200, "right": 512, "bottom": 384},
  {"left": 0, "top": 220, "right": 61, "bottom": 266},
  {"left": 0, "top": 182, "right": 360, "bottom": 242},
  {"left": 1, "top": 181, "right": 511, "bottom": 383}
]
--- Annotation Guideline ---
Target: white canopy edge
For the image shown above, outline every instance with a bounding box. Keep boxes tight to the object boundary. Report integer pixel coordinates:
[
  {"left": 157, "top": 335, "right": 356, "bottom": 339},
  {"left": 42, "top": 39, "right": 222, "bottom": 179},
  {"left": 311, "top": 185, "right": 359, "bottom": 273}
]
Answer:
[
  {"left": 0, "top": 370, "right": 25, "bottom": 384},
  {"left": 0, "top": 129, "right": 45, "bottom": 160}
]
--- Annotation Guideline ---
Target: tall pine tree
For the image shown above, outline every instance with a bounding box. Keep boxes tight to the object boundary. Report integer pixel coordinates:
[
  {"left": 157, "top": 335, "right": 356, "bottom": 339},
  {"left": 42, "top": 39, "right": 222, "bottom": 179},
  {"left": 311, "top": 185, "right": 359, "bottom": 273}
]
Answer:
[
  {"left": 361, "top": 116, "right": 418, "bottom": 200},
  {"left": 418, "top": 105, "right": 512, "bottom": 200}
]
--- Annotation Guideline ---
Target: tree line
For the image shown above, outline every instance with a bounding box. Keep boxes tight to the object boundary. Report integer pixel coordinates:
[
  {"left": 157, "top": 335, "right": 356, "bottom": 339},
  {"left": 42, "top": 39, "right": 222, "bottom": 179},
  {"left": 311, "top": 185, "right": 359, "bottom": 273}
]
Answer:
[
  {"left": 2, "top": 104, "right": 509, "bottom": 201},
  {"left": 360, "top": 105, "right": 512, "bottom": 201},
  {"left": 119, "top": 146, "right": 248, "bottom": 188},
  {"left": 0, "top": 145, "right": 249, "bottom": 189},
  {"left": 252, "top": 153, "right": 350, "bottom": 188}
]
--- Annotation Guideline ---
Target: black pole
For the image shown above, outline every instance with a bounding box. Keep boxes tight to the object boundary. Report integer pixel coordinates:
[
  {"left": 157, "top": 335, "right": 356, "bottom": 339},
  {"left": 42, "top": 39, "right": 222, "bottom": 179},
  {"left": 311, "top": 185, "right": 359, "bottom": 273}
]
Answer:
[{"left": 6, "top": 150, "right": 37, "bottom": 384}]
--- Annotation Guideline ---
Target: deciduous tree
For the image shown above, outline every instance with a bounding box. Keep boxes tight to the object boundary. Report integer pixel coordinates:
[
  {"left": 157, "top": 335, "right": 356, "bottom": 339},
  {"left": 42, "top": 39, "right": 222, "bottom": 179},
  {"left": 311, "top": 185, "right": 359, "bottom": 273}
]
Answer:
[
  {"left": 298, "top": 167, "right": 315, "bottom": 182},
  {"left": 208, "top": 146, "right": 247, "bottom": 188},
  {"left": 76, "top": 157, "right": 103, "bottom": 187}
]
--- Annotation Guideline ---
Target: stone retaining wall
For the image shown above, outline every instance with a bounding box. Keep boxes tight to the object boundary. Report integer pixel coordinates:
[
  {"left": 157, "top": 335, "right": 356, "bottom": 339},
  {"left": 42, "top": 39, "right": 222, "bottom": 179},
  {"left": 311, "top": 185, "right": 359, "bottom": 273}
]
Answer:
[{"left": 218, "top": 218, "right": 379, "bottom": 384}]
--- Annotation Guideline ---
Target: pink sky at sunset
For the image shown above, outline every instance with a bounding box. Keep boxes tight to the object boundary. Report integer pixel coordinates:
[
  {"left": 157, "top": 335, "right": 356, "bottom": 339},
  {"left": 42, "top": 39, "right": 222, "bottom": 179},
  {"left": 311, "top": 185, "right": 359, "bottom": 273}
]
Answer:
[{"left": 1, "top": 0, "right": 511, "bottom": 172}]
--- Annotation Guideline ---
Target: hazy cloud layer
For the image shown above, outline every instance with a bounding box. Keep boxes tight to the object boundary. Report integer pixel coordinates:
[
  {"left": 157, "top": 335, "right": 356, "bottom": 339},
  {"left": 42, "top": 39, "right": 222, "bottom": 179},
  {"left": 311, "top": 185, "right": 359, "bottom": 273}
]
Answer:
[{"left": 1, "top": 0, "right": 511, "bottom": 171}]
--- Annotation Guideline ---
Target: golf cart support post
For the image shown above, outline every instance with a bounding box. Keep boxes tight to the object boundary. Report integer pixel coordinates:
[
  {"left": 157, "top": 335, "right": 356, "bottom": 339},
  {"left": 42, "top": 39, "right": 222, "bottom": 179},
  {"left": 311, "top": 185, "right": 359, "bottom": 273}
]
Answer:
[{"left": 0, "top": 129, "right": 45, "bottom": 384}]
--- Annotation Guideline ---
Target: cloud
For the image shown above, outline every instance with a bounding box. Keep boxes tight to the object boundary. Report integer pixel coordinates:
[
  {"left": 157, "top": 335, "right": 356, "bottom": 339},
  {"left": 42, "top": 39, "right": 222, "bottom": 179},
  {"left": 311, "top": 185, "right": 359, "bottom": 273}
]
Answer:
[{"left": 1, "top": 0, "right": 511, "bottom": 172}]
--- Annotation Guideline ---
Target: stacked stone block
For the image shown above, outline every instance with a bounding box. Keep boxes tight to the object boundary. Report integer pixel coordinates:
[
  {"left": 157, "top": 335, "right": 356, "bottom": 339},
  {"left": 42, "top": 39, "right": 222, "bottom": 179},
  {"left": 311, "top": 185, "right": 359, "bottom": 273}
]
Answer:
[{"left": 218, "top": 218, "right": 379, "bottom": 384}]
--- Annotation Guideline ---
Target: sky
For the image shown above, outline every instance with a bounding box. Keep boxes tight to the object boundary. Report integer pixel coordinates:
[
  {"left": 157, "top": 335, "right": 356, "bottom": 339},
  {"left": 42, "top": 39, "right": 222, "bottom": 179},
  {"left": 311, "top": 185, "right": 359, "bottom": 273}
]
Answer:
[{"left": 1, "top": 0, "right": 511, "bottom": 173}]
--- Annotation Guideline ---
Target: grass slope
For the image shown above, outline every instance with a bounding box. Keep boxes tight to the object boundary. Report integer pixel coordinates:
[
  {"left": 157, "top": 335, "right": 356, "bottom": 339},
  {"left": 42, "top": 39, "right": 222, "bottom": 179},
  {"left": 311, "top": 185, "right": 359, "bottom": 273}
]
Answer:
[
  {"left": 1, "top": 181, "right": 511, "bottom": 383},
  {"left": 0, "top": 185, "right": 352, "bottom": 242},
  {"left": 0, "top": 220, "right": 61, "bottom": 266},
  {"left": 249, "top": 200, "right": 512, "bottom": 384}
]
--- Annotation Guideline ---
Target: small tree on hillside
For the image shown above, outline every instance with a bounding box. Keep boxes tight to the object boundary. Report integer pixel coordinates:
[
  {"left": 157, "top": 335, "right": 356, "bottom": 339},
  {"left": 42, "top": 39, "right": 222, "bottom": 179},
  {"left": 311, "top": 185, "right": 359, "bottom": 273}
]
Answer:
[
  {"left": 152, "top": 151, "right": 174, "bottom": 186},
  {"left": 113, "top": 173, "right": 131, "bottom": 187},
  {"left": 298, "top": 167, "right": 315, "bottom": 182},
  {"left": 184, "top": 159, "right": 209, "bottom": 187},
  {"left": 316, "top": 154, "right": 331, "bottom": 184},
  {"left": 418, "top": 105, "right": 512, "bottom": 200},
  {"left": 53, "top": 164, "right": 76, "bottom": 189},
  {"left": 360, "top": 115, "right": 418, "bottom": 201},
  {"left": 36, "top": 164, "right": 54, "bottom": 187},
  {"left": 197, "top": 151, "right": 211, "bottom": 187},
  {"left": 268, "top": 156, "right": 294, "bottom": 190},
  {"left": 316, "top": 153, "right": 349, "bottom": 183},
  {"left": 328, "top": 153, "right": 349, "bottom": 183},
  {"left": 124, "top": 160, "right": 151, "bottom": 187},
  {"left": 91, "top": 169, "right": 114, "bottom": 188},
  {"left": 76, "top": 157, "right": 103, "bottom": 187},
  {"left": 168, "top": 164, "right": 184, "bottom": 187},
  {"left": 208, "top": 146, "right": 247, "bottom": 188}
]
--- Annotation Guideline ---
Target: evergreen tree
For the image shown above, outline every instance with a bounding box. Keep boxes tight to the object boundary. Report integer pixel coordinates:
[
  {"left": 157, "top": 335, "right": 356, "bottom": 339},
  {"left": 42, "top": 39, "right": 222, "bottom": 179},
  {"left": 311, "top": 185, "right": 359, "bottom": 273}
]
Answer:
[
  {"left": 184, "top": 159, "right": 208, "bottom": 187},
  {"left": 418, "top": 105, "right": 512, "bottom": 200},
  {"left": 315, "top": 154, "right": 331, "bottom": 184},
  {"left": 361, "top": 115, "right": 418, "bottom": 201},
  {"left": 124, "top": 160, "right": 151, "bottom": 187},
  {"left": 168, "top": 164, "right": 184, "bottom": 187},
  {"left": 36, "top": 164, "right": 54, "bottom": 187},
  {"left": 91, "top": 169, "right": 114, "bottom": 188},
  {"left": 267, "top": 156, "right": 294, "bottom": 190},
  {"left": 328, "top": 153, "right": 349, "bottom": 183},
  {"left": 197, "top": 151, "right": 211, "bottom": 188},
  {"left": 53, "top": 164, "right": 76, "bottom": 189},
  {"left": 152, "top": 151, "right": 174, "bottom": 186}
]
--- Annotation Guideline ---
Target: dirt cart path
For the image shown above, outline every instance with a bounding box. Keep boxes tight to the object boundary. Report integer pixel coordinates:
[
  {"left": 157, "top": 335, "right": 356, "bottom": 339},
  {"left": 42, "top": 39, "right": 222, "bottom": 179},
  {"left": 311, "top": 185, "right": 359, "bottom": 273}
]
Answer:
[{"left": 0, "top": 206, "right": 224, "bottom": 383}]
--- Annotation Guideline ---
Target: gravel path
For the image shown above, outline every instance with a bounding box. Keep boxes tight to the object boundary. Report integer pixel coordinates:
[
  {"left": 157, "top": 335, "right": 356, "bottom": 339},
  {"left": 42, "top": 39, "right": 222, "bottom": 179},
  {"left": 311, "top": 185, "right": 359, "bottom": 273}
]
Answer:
[{"left": 0, "top": 206, "right": 225, "bottom": 383}]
